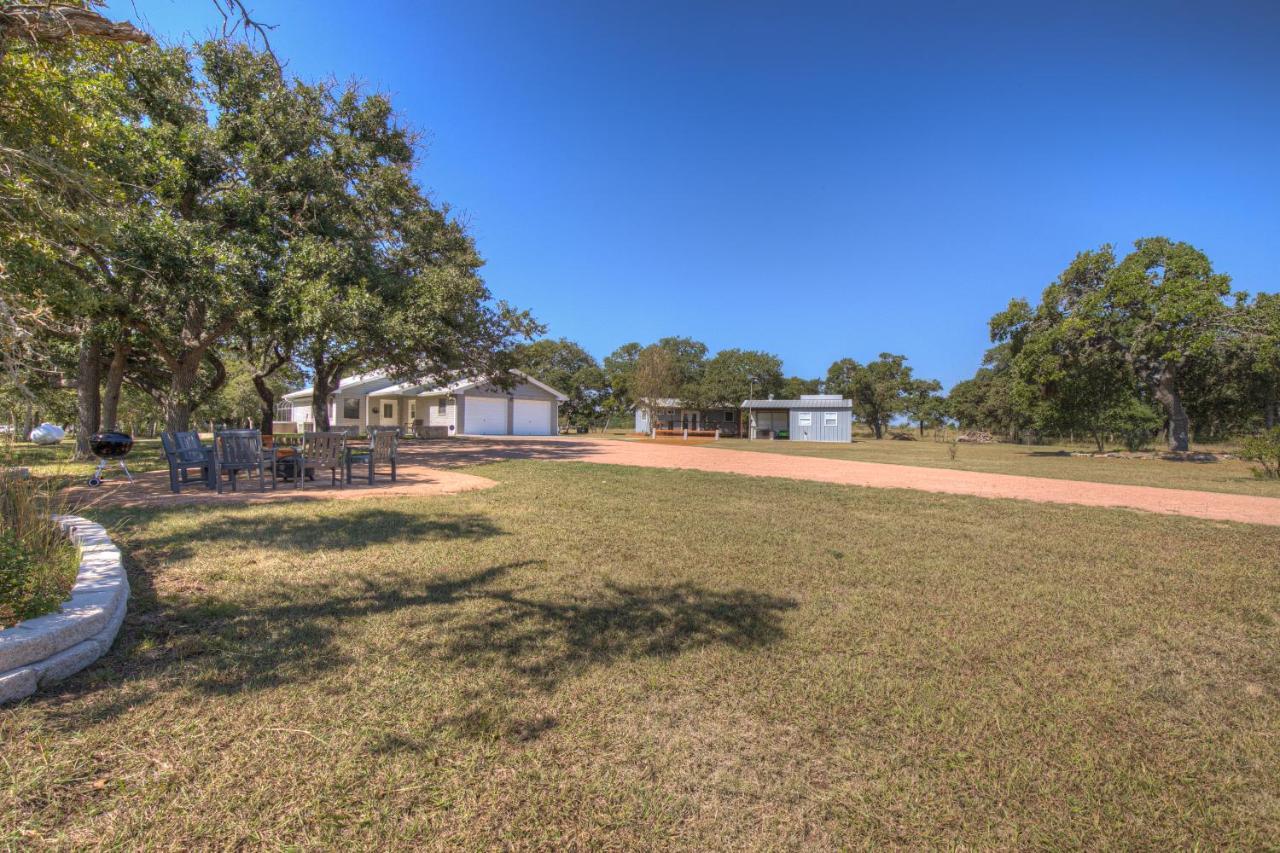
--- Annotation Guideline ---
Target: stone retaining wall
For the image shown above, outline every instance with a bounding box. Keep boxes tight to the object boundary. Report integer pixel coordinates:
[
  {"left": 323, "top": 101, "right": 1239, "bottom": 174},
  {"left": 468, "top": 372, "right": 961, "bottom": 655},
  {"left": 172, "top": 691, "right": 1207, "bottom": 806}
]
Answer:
[{"left": 0, "top": 516, "right": 128, "bottom": 704}]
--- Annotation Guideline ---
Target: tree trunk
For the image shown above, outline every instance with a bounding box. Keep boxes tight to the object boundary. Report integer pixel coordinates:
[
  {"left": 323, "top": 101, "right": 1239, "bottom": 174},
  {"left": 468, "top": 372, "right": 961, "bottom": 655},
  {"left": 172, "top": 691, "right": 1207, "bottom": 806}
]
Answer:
[
  {"left": 313, "top": 393, "right": 331, "bottom": 432},
  {"left": 101, "top": 340, "right": 129, "bottom": 432},
  {"left": 74, "top": 335, "right": 102, "bottom": 459},
  {"left": 163, "top": 359, "right": 199, "bottom": 433},
  {"left": 1152, "top": 366, "right": 1190, "bottom": 452},
  {"left": 310, "top": 360, "right": 341, "bottom": 432},
  {"left": 253, "top": 374, "right": 276, "bottom": 436}
]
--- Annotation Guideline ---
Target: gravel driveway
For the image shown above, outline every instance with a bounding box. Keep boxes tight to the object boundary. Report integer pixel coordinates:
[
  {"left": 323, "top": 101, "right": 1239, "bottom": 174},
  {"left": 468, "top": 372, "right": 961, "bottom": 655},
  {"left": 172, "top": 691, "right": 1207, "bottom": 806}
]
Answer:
[{"left": 414, "top": 436, "right": 1280, "bottom": 527}]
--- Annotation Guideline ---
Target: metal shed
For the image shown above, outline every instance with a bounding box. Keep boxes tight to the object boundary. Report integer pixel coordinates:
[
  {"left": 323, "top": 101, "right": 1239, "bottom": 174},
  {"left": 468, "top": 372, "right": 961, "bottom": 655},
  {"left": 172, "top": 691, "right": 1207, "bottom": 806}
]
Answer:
[{"left": 740, "top": 395, "right": 853, "bottom": 442}]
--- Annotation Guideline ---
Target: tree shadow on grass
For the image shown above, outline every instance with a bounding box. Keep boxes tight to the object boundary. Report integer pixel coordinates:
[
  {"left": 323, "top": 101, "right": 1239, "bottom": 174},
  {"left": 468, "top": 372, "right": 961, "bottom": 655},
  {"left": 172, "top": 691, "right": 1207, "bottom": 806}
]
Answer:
[
  {"left": 437, "top": 580, "right": 796, "bottom": 690},
  {"left": 42, "top": 556, "right": 797, "bottom": 736},
  {"left": 103, "top": 506, "right": 506, "bottom": 562}
]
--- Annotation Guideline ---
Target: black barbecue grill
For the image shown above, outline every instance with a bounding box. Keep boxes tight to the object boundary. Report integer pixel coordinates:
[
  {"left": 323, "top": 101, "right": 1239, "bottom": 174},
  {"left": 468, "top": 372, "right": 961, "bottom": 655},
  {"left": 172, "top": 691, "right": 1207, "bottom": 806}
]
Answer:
[{"left": 87, "top": 432, "right": 134, "bottom": 486}]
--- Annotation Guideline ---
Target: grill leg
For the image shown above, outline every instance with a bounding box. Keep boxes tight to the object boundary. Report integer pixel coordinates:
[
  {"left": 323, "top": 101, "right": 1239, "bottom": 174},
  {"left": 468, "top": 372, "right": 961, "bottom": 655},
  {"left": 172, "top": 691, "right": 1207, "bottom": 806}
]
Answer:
[{"left": 119, "top": 459, "right": 134, "bottom": 483}]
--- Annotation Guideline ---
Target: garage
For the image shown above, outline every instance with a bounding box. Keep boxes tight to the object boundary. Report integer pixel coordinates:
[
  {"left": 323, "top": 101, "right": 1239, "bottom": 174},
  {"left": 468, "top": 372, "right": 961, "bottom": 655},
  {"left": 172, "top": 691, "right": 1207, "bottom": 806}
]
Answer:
[
  {"left": 463, "top": 395, "right": 508, "bottom": 435},
  {"left": 512, "top": 399, "right": 554, "bottom": 435}
]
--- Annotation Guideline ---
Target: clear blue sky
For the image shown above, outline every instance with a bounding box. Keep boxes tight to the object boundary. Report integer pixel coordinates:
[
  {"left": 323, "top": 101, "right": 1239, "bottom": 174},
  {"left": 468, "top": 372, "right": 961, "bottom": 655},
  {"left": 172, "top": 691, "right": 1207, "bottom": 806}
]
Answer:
[{"left": 109, "top": 0, "right": 1280, "bottom": 389}]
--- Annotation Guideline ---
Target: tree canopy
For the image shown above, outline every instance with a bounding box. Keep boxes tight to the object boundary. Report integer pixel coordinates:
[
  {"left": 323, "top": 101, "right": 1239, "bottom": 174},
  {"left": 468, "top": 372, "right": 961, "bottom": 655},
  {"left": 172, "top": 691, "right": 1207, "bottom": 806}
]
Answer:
[
  {"left": 515, "top": 338, "right": 606, "bottom": 428},
  {"left": 975, "top": 239, "right": 1248, "bottom": 450},
  {"left": 826, "top": 353, "right": 929, "bottom": 439},
  {"left": 1, "top": 21, "right": 533, "bottom": 445}
]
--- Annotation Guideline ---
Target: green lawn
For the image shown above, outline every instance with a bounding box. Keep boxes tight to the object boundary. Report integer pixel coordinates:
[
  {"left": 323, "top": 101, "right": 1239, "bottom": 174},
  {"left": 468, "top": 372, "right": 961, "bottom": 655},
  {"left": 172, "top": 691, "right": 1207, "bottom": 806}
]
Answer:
[
  {"left": 699, "top": 434, "right": 1279, "bottom": 497},
  {"left": 2, "top": 461, "right": 1277, "bottom": 846}
]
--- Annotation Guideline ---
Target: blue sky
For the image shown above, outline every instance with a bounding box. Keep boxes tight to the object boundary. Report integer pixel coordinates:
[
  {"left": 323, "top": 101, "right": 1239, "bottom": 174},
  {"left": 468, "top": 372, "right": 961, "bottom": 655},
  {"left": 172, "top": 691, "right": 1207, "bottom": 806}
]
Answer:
[{"left": 109, "top": 1, "right": 1280, "bottom": 388}]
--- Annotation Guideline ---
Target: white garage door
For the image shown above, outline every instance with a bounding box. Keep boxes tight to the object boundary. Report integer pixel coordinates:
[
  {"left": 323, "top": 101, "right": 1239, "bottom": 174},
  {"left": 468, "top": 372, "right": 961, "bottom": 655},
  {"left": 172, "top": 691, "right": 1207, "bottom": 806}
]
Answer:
[
  {"left": 512, "top": 399, "right": 553, "bottom": 435},
  {"left": 464, "top": 395, "right": 508, "bottom": 435}
]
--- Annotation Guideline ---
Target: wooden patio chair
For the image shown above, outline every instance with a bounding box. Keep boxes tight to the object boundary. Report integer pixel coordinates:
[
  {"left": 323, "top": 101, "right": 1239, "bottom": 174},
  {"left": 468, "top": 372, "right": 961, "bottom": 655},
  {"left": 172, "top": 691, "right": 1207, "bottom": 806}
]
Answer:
[
  {"left": 161, "top": 430, "right": 210, "bottom": 493},
  {"left": 295, "top": 431, "right": 347, "bottom": 489},
  {"left": 212, "top": 429, "right": 271, "bottom": 494},
  {"left": 346, "top": 427, "right": 398, "bottom": 485}
]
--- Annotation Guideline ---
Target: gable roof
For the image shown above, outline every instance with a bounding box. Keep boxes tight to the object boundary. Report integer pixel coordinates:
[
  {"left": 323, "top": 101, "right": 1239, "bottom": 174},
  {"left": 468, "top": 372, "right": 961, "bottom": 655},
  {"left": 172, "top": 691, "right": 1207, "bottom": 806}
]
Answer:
[
  {"left": 282, "top": 369, "right": 568, "bottom": 403},
  {"left": 442, "top": 370, "right": 569, "bottom": 402}
]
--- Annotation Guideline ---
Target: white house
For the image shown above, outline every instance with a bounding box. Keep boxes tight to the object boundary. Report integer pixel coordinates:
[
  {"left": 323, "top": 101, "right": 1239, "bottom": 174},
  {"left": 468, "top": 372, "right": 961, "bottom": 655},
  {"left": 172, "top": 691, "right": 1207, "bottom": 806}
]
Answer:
[{"left": 279, "top": 370, "right": 568, "bottom": 437}]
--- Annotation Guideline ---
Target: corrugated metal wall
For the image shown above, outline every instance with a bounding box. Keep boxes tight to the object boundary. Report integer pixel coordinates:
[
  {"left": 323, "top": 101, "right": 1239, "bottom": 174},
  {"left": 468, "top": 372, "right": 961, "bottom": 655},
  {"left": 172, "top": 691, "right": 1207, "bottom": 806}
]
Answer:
[{"left": 788, "top": 408, "right": 852, "bottom": 442}]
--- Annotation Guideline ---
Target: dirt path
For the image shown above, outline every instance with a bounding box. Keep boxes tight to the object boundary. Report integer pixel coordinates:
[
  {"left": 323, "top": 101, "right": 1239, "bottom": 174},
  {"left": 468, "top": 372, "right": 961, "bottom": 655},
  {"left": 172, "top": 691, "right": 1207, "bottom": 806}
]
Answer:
[
  {"left": 72, "top": 436, "right": 1280, "bottom": 525},
  {"left": 66, "top": 462, "right": 497, "bottom": 511},
  {"left": 417, "top": 437, "right": 1280, "bottom": 527}
]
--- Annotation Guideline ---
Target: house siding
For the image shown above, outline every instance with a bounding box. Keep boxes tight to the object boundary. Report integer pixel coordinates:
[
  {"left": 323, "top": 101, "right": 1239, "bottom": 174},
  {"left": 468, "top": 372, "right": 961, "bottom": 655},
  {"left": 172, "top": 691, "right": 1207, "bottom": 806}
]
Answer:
[
  {"left": 636, "top": 407, "right": 739, "bottom": 435},
  {"left": 458, "top": 382, "right": 559, "bottom": 435},
  {"left": 788, "top": 407, "right": 852, "bottom": 442},
  {"left": 421, "top": 395, "right": 458, "bottom": 433},
  {"left": 282, "top": 372, "right": 562, "bottom": 437}
]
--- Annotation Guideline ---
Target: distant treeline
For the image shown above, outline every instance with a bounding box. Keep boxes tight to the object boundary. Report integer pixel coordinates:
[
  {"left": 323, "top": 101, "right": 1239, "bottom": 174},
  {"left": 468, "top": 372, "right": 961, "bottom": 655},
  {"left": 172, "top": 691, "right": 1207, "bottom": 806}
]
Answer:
[{"left": 516, "top": 239, "right": 1279, "bottom": 452}]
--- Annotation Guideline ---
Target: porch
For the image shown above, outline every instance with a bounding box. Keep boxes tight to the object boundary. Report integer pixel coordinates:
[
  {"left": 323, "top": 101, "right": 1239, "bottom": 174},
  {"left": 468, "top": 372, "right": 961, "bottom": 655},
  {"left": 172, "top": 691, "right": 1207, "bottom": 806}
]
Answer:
[{"left": 647, "top": 407, "right": 740, "bottom": 436}]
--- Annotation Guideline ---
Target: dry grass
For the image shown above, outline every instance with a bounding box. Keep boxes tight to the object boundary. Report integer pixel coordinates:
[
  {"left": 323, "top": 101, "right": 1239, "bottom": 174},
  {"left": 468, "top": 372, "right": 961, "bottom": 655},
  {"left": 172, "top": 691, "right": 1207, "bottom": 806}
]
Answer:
[
  {"left": 1, "top": 460, "right": 1277, "bottom": 847},
  {"left": 699, "top": 434, "right": 1278, "bottom": 497},
  {"left": 0, "top": 471, "right": 78, "bottom": 626},
  {"left": 3, "top": 438, "right": 169, "bottom": 484}
]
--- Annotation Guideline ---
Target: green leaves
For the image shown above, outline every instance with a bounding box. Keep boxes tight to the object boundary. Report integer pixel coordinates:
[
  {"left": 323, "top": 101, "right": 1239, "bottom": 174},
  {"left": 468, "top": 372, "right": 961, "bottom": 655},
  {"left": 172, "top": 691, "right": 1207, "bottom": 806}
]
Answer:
[
  {"left": 701, "top": 348, "right": 784, "bottom": 406},
  {"left": 976, "top": 238, "right": 1253, "bottom": 450},
  {"left": 825, "top": 353, "right": 934, "bottom": 438}
]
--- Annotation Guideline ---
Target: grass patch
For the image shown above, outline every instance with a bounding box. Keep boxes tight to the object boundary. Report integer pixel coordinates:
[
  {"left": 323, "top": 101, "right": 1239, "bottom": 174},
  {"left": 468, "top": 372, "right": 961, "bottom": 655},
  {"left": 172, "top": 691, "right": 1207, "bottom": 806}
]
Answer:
[
  {"left": 2, "top": 438, "right": 169, "bottom": 485},
  {"left": 701, "top": 434, "right": 1277, "bottom": 497},
  {"left": 1, "top": 461, "right": 1277, "bottom": 846}
]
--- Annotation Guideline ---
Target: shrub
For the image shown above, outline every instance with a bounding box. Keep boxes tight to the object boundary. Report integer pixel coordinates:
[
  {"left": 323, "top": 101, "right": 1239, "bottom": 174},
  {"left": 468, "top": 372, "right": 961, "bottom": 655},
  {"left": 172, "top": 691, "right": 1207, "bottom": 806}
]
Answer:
[
  {"left": 0, "top": 471, "right": 78, "bottom": 627},
  {"left": 1241, "top": 428, "right": 1280, "bottom": 480},
  {"left": 1104, "top": 399, "right": 1164, "bottom": 453}
]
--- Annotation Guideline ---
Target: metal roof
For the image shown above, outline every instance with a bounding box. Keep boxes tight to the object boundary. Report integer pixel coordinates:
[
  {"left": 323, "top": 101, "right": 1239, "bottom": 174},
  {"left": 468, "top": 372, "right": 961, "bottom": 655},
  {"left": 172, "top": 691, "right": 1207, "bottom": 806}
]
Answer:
[
  {"left": 282, "top": 369, "right": 568, "bottom": 403},
  {"left": 282, "top": 372, "right": 393, "bottom": 400},
  {"left": 740, "top": 398, "right": 852, "bottom": 409}
]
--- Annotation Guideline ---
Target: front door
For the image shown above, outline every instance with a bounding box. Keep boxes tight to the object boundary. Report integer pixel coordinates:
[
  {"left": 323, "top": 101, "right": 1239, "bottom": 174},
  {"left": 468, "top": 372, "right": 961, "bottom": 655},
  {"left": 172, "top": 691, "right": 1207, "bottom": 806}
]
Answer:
[{"left": 380, "top": 399, "right": 397, "bottom": 426}]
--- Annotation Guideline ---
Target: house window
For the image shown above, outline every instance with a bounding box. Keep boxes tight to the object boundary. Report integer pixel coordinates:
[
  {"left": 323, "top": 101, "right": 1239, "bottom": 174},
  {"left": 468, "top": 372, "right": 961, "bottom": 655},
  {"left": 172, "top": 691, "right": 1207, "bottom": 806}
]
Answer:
[
  {"left": 798, "top": 412, "right": 812, "bottom": 427},
  {"left": 438, "top": 397, "right": 447, "bottom": 414},
  {"left": 409, "top": 401, "right": 416, "bottom": 420},
  {"left": 342, "top": 398, "right": 359, "bottom": 420},
  {"left": 823, "top": 411, "right": 838, "bottom": 426},
  {"left": 725, "top": 411, "right": 735, "bottom": 421},
  {"left": 382, "top": 402, "right": 394, "bottom": 419}
]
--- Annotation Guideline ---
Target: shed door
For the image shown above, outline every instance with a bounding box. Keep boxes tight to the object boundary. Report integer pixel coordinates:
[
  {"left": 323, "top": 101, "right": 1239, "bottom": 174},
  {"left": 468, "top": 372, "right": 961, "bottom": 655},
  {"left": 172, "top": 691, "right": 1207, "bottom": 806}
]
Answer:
[
  {"left": 512, "top": 399, "right": 553, "bottom": 435},
  {"left": 796, "top": 411, "right": 813, "bottom": 441},
  {"left": 464, "top": 395, "right": 508, "bottom": 435}
]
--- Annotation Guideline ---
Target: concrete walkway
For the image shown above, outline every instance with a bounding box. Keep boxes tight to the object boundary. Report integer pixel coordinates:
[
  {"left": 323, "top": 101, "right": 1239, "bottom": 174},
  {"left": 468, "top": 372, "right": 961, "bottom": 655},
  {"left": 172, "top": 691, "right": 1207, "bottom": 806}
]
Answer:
[{"left": 414, "top": 436, "right": 1280, "bottom": 527}]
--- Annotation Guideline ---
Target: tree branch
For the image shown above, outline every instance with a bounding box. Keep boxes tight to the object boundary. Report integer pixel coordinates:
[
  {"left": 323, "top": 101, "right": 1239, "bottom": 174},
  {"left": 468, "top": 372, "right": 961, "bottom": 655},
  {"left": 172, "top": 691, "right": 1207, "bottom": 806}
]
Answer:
[{"left": 0, "top": 4, "right": 151, "bottom": 45}]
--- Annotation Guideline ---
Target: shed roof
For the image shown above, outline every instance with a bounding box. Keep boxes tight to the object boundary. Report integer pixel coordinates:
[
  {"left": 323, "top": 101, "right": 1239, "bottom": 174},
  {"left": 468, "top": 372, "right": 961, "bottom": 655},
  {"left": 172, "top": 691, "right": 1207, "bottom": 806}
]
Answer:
[{"left": 740, "top": 398, "right": 852, "bottom": 409}]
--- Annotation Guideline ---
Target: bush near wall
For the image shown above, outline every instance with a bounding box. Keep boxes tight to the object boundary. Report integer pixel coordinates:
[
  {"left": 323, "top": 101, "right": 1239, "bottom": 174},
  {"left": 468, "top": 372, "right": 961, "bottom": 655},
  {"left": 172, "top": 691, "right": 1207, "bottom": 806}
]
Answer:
[{"left": 0, "top": 472, "right": 78, "bottom": 627}]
